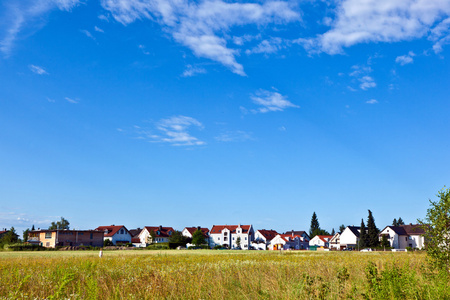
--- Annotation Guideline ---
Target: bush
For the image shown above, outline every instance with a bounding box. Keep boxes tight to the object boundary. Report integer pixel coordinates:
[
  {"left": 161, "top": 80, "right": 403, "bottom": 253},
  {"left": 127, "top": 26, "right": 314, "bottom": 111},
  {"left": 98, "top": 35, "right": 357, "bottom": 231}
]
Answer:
[
  {"left": 4, "top": 243, "right": 45, "bottom": 251},
  {"left": 146, "top": 243, "right": 169, "bottom": 250}
]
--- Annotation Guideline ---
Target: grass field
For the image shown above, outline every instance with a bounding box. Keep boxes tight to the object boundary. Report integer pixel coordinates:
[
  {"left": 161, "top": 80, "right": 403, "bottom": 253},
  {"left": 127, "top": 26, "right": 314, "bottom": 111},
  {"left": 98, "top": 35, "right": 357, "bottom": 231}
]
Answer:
[{"left": 0, "top": 250, "right": 448, "bottom": 299}]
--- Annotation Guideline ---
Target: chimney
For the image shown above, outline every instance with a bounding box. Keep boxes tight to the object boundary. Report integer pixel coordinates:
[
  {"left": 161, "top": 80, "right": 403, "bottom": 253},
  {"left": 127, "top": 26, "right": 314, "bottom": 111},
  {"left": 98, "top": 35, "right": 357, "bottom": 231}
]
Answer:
[{"left": 159, "top": 225, "right": 163, "bottom": 231}]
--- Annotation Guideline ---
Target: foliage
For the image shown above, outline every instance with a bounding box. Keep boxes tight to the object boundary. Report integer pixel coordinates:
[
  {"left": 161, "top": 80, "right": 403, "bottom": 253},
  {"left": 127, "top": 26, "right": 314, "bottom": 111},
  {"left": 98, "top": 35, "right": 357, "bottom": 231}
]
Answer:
[
  {"left": 0, "top": 227, "right": 19, "bottom": 245},
  {"left": 168, "top": 230, "right": 188, "bottom": 244},
  {"left": 331, "top": 228, "right": 335, "bottom": 236},
  {"left": 192, "top": 229, "right": 206, "bottom": 246},
  {"left": 367, "top": 210, "right": 379, "bottom": 247},
  {"left": 148, "top": 230, "right": 156, "bottom": 244},
  {"left": 309, "top": 212, "right": 320, "bottom": 238},
  {"left": 311, "top": 228, "right": 330, "bottom": 237},
  {"left": 380, "top": 235, "right": 390, "bottom": 248},
  {"left": 103, "top": 239, "right": 114, "bottom": 247},
  {"left": 359, "top": 219, "right": 368, "bottom": 249},
  {"left": 49, "top": 217, "right": 70, "bottom": 230},
  {"left": 419, "top": 187, "right": 450, "bottom": 271},
  {"left": 4, "top": 243, "right": 45, "bottom": 251},
  {"left": 23, "top": 229, "right": 29, "bottom": 242},
  {"left": 393, "top": 218, "right": 398, "bottom": 226},
  {"left": 339, "top": 224, "right": 346, "bottom": 233},
  {"left": 397, "top": 217, "right": 405, "bottom": 225},
  {"left": 146, "top": 243, "right": 169, "bottom": 250},
  {"left": 236, "top": 237, "right": 241, "bottom": 249}
]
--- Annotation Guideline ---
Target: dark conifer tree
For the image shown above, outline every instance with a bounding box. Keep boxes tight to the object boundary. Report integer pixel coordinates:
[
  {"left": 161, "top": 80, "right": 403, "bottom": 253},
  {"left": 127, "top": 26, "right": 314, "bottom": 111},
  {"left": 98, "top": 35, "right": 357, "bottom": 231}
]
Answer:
[
  {"left": 392, "top": 218, "right": 398, "bottom": 226},
  {"left": 331, "top": 228, "right": 335, "bottom": 236},
  {"left": 309, "top": 212, "right": 320, "bottom": 238},
  {"left": 397, "top": 217, "right": 405, "bottom": 225},
  {"left": 359, "top": 219, "right": 367, "bottom": 248},
  {"left": 367, "top": 210, "right": 379, "bottom": 247}
]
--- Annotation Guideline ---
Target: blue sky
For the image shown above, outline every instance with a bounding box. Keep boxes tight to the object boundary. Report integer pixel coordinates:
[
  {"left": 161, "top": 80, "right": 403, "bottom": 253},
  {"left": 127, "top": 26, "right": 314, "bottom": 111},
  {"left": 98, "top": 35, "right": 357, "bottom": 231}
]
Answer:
[{"left": 1, "top": 0, "right": 450, "bottom": 235}]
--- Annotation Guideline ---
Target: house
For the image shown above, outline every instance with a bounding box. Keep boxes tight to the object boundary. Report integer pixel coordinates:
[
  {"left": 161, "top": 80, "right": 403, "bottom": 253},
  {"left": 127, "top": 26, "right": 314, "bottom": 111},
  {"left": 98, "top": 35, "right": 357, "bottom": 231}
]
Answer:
[
  {"left": 269, "top": 233, "right": 309, "bottom": 250},
  {"left": 95, "top": 225, "right": 132, "bottom": 245},
  {"left": 329, "top": 232, "right": 341, "bottom": 250},
  {"left": 27, "top": 229, "right": 104, "bottom": 248},
  {"left": 0, "top": 229, "right": 8, "bottom": 239},
  {"left": 209, "top": 224, "right": 254, "bottom": 249},
  {"left": 129, "top": 228, "right": 143, "bottom": 247},
  {"left": 182, "top": 226, "right": 210, "bottom": 240},
  {"left": 378, "top": 224, "right": 426, "bottom": 249},
  {"left": 251, "top": 229, "right": 279, "bottom": 250},
  {"left": 339, "top": 226, "right": 362, "bottom": 249},
  {"left": 309, "top": 235, "right": 333, "bottom": 248},
  {"left": 138, "top": 226, "right": 175, "bottom": 246},
  {"left": 284, "top": 230, "right": 310, "bottom": 242}
]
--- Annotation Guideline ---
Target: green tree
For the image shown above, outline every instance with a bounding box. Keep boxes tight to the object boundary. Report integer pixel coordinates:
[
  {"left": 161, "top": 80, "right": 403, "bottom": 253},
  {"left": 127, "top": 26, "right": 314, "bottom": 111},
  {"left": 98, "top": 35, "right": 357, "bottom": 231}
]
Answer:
[
  {"left": 148, "top": 230, "right": 156, "bottom": 244},
  {"left": 397, "top": 217, "right": 405, "bottom": 225},
  {"left": 169, "top": 230, "right": 187, "bottom": 244},
  {"left": 367, "top": 210, "right": 379, "bottom": 247},
  {"left": 309, "top": 212, "right": 320, "bottom": 238},
  {"left": 380, "top": 235, "right": 390, "bottom": 248},
  {"left": 23, "top": 228, "right": 30, "bottom": 242},
  {"left": 1, "top": 227, "right": 19, "bottom": 244},
  {"left": 236, "top": 237, "right": 241, "bottom": 249},
  {"left": 359, "top": 219, "right": 367, "bottom": 249},
  {"left": 331, "top": 228, "right": 335, "bottom": 236},
  {"left": 192, "top": 229, "right": 206, "bottom": 246},
  {"left": 103, "top": 239, "right": 114, "bottom": 247},
  {"left": 339, "top": 224, "right": 346, "bottom": 233},
  {"left": 392, "top": 218, "right": 398, "bottom": 226},
  {"left": 419, "top": 187, "right": 450, "bottom": 271},
  {"left": 49, "top": 217, "right": 70, "bottom": 230}
]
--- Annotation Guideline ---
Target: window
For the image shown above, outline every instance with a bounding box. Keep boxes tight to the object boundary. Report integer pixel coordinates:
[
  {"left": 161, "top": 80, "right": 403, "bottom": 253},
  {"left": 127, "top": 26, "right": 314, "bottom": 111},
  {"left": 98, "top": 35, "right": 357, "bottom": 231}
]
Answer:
[
  {"left": 224, "top": 232, "right": 228, "bottom": 236},
  {"left": 233, "top": 237, "right": 235, "bottom": 240},
  {"left": 45, "top": 232, "right": 52, "bottom": 239},
  {"left": 224, "top": 237, "right": 228, "bottom": 241},
  {"left": 245, "top": 237, "right": 247, "bottom": 240},
  {"left": 90, "top": 233, "right": 93, "bottom": 239},
  {"left": 79, "top": 232, "right": 84, "bottom": 235},
  {"left": 218, "top": 237, "right": 220, "bottom": 240},
  {"left": 120, "top": 229, "right": 124, "bottom": 234},
  {"left": 405, "top": 237, "right": 407, "bottom": 241}
]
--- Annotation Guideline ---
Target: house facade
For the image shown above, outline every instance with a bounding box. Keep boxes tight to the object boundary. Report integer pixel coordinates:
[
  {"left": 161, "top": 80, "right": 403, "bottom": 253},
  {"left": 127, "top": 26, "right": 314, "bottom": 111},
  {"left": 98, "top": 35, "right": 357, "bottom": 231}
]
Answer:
[
  {"left": 95, "top": 225, "right": 132, "bottom": 245},
  {"left": 28, "top": 230, "right": 104, "bottom": 248},
  {"left": 269, "top": 233, "right": 309, "bottom": 250},
  {"left": 209, "top": 224, "right": 254, "bottom": 249},
  {"left": 329, "top": 232, "right": 341, "bottom": 250},
  {"left": 378, "top": 224, "right": 425, "bottom": 249},
  {"left": 182, "top": 227, "right": 210, "bottom": 240},
  {"left": 138, "top": 226, "right": 175, "bottom": 246},
  {"left": 251, "top": 229, "right": 279, "bottom": 250},
  {"left": 309, "top": 235, "right": 333, "bottom": 248},
  {"left": 339, "top": 226, "right": 361, "bottom": 249}
]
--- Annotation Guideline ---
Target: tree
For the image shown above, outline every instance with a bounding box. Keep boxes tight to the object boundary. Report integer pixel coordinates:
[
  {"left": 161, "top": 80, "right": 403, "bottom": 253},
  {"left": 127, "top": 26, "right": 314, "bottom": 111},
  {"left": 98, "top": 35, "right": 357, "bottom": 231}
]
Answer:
[
  {"left": 381, "top": 235, "right": 390, "bottom": 248},
  {"left": 331, "top": 228, "right": 335, "bottom": 236},
  {"left": 236, "top": 237, "right": 241, "bottom": 249},
  {"left": 23, "top": 228, "right": 30, "bottom": 242},
  {"left": 339, "top": 224, "right": 346, "bottom": 233},
  {"left": 192, "top": 229, "right": 206, "bottom": 246},
  {"left": 397, "top": 217, "right": 405, "bottom": 225},
  {"left": 148, "top": 230, "right": 156, "bottom": 244},
  {"left": 103, "top": 239, "right": 114, "bottom": 247},
  {"left": 0, "top": 227, "right": 19, "bottom": 244},
  {"left": 31, "top": 225, "right": 35, "bottom": 231},
  {"left": 359, "top": 219, "right": 367, "bottom": 249},
  {"left": 169, "top": 230, "right": 188, "bottom": 244},
  {"left": 367, "top": 210, "right": 379, "bottom": 247},
  {"left": 392, "top": 218, "right": 398, "bottom": 226},
  {"left": 419, "top": 187, "right": 450, "bottom": 271},
  {"left": 49, "top": 217, "right": 70, "bottom": 230},
  {"left": 309, "top": 212, "right": 320, "bottom": 238}
]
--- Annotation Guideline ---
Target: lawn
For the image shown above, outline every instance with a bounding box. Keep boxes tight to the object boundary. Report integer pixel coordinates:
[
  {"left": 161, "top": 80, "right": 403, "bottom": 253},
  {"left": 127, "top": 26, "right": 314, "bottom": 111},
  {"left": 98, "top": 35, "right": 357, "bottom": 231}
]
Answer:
[{"left": 0, "top": 250, "right": 448, "bottom": 299}]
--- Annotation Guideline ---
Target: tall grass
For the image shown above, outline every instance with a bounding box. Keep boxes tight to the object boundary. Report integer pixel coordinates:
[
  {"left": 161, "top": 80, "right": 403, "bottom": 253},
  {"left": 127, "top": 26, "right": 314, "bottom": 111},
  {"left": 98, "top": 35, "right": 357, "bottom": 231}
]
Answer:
[{"left": 0, "top": 250, "right": 447, "bottom": 299}]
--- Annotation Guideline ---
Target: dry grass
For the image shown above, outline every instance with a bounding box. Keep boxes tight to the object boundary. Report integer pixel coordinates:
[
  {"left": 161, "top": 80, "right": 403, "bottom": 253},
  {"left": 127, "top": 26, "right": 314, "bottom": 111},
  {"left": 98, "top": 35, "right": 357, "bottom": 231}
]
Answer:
[{"left": 0, "top": 250, "right": 447, "bottom": 299}]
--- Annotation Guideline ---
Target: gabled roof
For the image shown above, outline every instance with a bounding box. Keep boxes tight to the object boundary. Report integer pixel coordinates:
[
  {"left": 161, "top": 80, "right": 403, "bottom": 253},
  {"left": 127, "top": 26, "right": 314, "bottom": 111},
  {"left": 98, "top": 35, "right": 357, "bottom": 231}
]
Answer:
[
  {"left": 95, "top": 225, "right": 129, "bottom": 237},
  {"left": 381, "top": 224, "right": 426, "bottom": 236},
  {"left": 256, "top": 229, "right": 279, "bottom": 241},
  {"left": 184, "top": 227, "right": 209, "bottom": 237},
  {"left": 315, "top": 235, "right": 333, "bottom": 243},
  {"left": 284, "top": 230, "right": 310, "bottom": 240},
  {"left": 279, "top": 234, "right": 305, "bottom": 242},
  {"left": 210, "top": 225, "right": 252, "bottom": 234},
  {"left": 144, "top": 226, "right": 175, "bottom": 237},
  {"left": 346, "top": 226, "right": 361, "bottom": 238},
  {"left": 129, "top": 228, "right": 142, "bottom": 238}
]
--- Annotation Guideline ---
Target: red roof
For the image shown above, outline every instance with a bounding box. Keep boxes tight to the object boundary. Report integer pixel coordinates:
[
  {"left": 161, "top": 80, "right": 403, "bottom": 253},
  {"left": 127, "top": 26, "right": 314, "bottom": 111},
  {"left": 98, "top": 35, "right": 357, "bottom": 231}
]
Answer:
[
  {"left": 210, "top": 225, "right": 252, "bottom": 234},
  {"left": 95, "top": 225, "right": 128, "bottom": 237},
  {"left": 257, "top": 229, "right": 278, "bottom": 241},
  {"left": 144, "top": 226, "right": 175, "bottom": 237},
  {"left": 280, "top": 234, "right": 305, "bottom": 242},
  {"left": 0, "top": 230, "right": 7, "bottom": 235},
  {"left": 184, "top": 227, "right": 209, "bottom": 237},
  {"left": 316, "top": 235, "right": 333, "bottom": 243}
]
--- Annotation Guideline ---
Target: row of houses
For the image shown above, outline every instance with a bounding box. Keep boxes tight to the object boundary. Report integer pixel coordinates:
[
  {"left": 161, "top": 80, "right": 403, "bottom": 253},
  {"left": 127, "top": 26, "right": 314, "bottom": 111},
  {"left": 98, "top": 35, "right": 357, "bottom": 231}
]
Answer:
[{"left": 26, "top": 223, "right": 426, "bottom": 250}]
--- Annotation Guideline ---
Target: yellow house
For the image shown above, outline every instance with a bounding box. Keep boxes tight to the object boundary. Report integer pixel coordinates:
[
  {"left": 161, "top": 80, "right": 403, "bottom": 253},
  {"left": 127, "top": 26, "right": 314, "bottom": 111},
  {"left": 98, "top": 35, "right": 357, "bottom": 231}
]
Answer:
[{"left": 28, "top": 230, "right": 104, "bottom": 248}]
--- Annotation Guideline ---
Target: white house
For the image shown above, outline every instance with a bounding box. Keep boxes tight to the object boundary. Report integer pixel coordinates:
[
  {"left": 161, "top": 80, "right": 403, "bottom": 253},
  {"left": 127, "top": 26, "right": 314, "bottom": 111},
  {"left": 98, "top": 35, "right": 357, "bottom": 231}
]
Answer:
[
  {"left": 329, "top": 232, "right": 341, "bottom": 250},
  {"left": 209, "top": 224, "right": 254, "bottom": 249},
  {"left": 138, "top": 226, "right": 175, "bottom": 246},
  {"left": 269, "top": 233, "right": 309, "bottom": 250},
  {"left": 309, "top": 235, "right": 333, "bottom": 248},
  {"left": 182, "top": 226, "right": 210, "bottom": 247},
  {"left": 251, "top": 229, "right": 279, "bottom": 250},
  {"left": 95, "top": 225, "right": 132, "bottom": 245},
  {"left": 339, "top": 226, "right": 361, "bottom": 249},
  {"left": 378, "top": 224, "right": 426, "bottom": 249}
]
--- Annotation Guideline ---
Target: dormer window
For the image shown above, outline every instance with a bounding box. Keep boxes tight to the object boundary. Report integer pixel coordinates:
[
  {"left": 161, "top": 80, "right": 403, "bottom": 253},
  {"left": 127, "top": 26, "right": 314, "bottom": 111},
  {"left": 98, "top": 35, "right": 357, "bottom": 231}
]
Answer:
[
  {"left": 156, "top": 231, "right": 160, "bottom": 235},
  {"left": 168, "top": 231, "right": 172, "bottom": 235}
]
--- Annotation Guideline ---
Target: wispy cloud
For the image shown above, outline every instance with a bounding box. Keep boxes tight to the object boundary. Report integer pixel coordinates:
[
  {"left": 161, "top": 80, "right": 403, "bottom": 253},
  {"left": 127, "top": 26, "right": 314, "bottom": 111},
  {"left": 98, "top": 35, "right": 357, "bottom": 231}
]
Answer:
[
  {"left": 395, "top": 51, "right": 415, "bottom": 65},
  {"left": 215, "top": 130, "right": 253, "bottom": 142},
  {"left": 65, "top": 97, "right": 78, "bottom": 104},
  {"left": 81, "top": 29, "right": 95, "bottom": 41},
  {"left": 0, "top": 0, "right": 80, "bottom": 57},
  {"left": 182, "top": 64, "right": 207, "bottom": 77},
  {"left": 349, "top": 65, "right": 376, "bottom": 90},
  {"left": 100, "top": 0, "right": 300, "bottom": 75},
  {"left": 298, "top": 0, "right": 450, "bottom": 54},
  {"left": 366, "top": 99, "right": 378, "bottom": 104},
  {"left": 29, "top": 64, "right": 48, "bottom": 75},
  {"left": 249, "top": 90, "right": 299, "bottom": 113},
  {"left": 245, "top": 37, "right": 285, "bottom": 55},
  {"left": 138, "top": 44, "right": 150, "bottom": 55},
  {"left": 94, "top": 26, "right": 104, "bottom": 33}
]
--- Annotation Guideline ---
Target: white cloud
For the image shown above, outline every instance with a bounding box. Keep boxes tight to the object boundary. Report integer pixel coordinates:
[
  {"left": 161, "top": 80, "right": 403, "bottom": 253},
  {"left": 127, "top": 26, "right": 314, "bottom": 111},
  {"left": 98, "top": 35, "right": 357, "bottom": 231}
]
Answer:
[
  {"left": 250, "top": 89, "right": 299, "bottom": 113},
  {"left": 349, "top": 65, "right": 376, "bottom": 90},
  {"left": 359, "top": 76, "right": 376, "bottom": 90},
  {"left": 0, "top": 0, "right": 80, "bottom": 57},
  {"left": 29, "top": 64, "right": 48, "bottom": 75},
  {"left": 300, "top": 0, "right": 450, "bottom": 54},
  {"left": 366, "top": 99, "right": 378, "bottom": 104},
  {"left": 94, "top": 26, "right": 104, "bottom": 33},
  {"left": 148, "top": 115, "right": 205, "bottom": 146},
  {"left": 138, "top": 44, "right": 150, "bottom": 55},
  {"left": 182, "top": 64, "right": 207, "bottom": 77},
  {"left": 245, "top": 37, "right": 285, "bottom": 55},
  {"left": 215, "top": 130, "right": 252, "bottom": 142},
  {"left": 81, "top": 29, "right": 95, "bottom": 40},
  {"left": 65, "top": 97, "right": 78, "bottom": 104},
  {"left": 395, "top": 51, "right": 415, "bottom": 65},
  {"left": 100, "top": 0, "right": 300, "bottom": 75}
]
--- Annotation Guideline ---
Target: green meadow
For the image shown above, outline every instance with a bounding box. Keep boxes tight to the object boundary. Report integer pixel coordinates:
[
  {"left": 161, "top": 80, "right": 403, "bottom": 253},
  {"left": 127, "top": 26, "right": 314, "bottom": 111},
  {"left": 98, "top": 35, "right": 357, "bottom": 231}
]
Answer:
[{"left": 0, "top": 250, "right": 448, "bottom": 299}]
